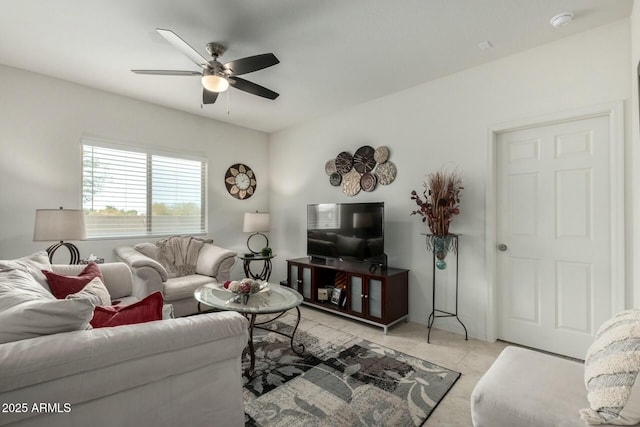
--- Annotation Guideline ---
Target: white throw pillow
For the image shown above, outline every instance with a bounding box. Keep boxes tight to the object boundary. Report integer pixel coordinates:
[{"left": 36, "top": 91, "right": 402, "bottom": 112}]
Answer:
[
  {"left": 0, "top": 269, "right": 94, "bottom": 344},
  {"left": 0, "top": 251, "right": 52, "bottom": 291},
  {"left": 65, "top": 276, "right": 111, "bottom": 306},
  {"left": 580, "top": 309, "right": 640, "bottom": 425}
]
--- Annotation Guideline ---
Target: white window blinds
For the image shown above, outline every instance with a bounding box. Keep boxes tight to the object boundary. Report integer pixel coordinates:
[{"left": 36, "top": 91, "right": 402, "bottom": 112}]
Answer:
[{"left": 82, "top": 141, "right": 207, "bottom": 238}]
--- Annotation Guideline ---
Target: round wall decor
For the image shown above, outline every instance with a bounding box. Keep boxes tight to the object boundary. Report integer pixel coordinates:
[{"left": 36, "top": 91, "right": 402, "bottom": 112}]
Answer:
[
  {"left": 341, "top": 169, "right": 361, "bottom": 196},
  {"left": 224, "top": 163, "right": 257, "bottom": 200},
  {"left": 360, "top": 172, "right": 377, "bottom": 192},
  {"left": 325, "top": 145, "right": 396, "bottom": 196},
  {"left": 335, "top": 152, "right": 354, "bottom": 174},
  {"left": 353, "top": 145, "right": 376, "bottom": 173},
  {"left": 325, "top": 159, "right": 337, "bottom": 176},
  {"left": 374, "top": 146, "right": 389, "bottom": 164},
  {"left": 374, "top": 160, "right": 397, "bottom": 185}
]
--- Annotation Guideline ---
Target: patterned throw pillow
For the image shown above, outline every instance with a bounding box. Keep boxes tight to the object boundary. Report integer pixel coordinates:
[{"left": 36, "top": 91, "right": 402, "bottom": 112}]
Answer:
[{"left": 580, "top": 310, "right": 640, "bottom": 425}]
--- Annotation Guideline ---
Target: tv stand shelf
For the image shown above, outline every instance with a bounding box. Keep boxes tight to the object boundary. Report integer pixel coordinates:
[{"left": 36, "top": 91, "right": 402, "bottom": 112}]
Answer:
[{"left": 286, "top": 257, "right": 409, "bottom": 334}]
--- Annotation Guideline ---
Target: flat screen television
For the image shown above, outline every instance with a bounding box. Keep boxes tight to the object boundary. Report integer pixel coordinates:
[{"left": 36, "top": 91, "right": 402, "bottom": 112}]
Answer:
[{"left": 307, "top": 202, "right": 384, "bottom": 263}]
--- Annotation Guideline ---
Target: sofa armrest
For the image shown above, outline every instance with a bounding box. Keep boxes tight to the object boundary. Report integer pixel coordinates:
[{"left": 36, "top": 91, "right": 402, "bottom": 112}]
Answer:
[
  {"left": 115, "top": 246, "right": 168, "bottom": 281},
  {"left": 0, "top": 312, "right": 249, "bottom": 424},
  {"left": 196, "top": 244, "right": 237, "bottom": 281}
]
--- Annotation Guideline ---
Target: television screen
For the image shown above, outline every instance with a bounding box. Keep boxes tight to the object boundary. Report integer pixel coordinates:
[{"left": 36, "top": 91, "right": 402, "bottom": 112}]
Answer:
[{"left": 307, "top": 202, "right": 384, "bottom": 262}]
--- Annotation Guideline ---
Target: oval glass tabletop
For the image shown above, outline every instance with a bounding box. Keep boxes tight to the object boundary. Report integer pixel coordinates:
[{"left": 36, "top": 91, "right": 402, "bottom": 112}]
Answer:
[{"left": 194, "top": 283, "right": 303, "bottom": 314}]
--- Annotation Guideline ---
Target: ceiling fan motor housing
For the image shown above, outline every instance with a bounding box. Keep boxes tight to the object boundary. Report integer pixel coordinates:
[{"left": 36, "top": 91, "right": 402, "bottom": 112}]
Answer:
[{"left": 206, "top": 42, "right": 226, "bottom": 58}]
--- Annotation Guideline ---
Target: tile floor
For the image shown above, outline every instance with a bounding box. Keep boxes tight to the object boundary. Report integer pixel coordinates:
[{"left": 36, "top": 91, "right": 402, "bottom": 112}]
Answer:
[{"left": 297, "top": 305, "right": 508, "bottom": 427}]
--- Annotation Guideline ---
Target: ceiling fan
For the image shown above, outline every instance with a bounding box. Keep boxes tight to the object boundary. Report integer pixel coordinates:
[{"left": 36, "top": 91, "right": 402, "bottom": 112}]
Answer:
[{"left": 132, "top": 28, "right": 279, "bottom": 105}]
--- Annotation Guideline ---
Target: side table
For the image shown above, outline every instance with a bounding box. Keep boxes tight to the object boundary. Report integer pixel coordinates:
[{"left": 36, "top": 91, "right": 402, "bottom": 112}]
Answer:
[
  {"left": 424, "top": 234, "right": 468, "bottom": 343},
  {"left": 238, "top": 254, "right": 276, "bottom": 281}
]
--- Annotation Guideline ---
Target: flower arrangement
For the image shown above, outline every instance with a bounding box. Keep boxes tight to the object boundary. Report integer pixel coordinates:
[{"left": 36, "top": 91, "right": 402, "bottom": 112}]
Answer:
[
  {"left": 410, "top": 167, "right": 463, "bottom": 235},
  {"left": 223, "top": 278, "right": 263, "bottom": 294},
  {"left": 223, "top": 278, "right": 267, "bottom": 304}
]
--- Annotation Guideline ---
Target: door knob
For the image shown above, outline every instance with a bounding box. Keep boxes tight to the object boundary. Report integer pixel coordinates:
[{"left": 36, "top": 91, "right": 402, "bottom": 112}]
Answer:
[{"left": 498, "top": 244, "right": 508, "bottom": 252}]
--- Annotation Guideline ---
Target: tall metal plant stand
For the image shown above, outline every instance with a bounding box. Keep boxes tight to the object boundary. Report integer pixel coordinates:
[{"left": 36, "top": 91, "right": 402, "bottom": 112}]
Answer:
[{"left": 425, "top": 234, "right": 468, "bottom": 343}]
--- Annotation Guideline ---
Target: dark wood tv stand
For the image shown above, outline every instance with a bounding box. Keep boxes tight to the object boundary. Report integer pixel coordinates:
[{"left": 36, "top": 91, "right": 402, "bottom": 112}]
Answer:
[{"left": 286, "top": 257, "right": 409, "bottom": 334}]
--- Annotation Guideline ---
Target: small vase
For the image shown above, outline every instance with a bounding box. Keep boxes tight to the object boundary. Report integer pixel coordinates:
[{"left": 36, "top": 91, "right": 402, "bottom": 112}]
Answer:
[
  {"left": 433, "top": 235, "right": 454, "bottom": 270},
  {"left": 242, "top": 293, "right": 250, "bottom": 305}
]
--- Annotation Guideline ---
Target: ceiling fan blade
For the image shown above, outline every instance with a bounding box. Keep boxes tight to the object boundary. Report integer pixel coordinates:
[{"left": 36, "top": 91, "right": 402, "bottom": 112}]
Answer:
[
  {"left": 156, "top": 28, "right": 210, "bottom": 69},
  {"left": 132, "top": 70, "right": 202, "bottom": 76},
  {"left": 230, "top": 77, "right": 279, "bottom": 100},
  {"left": 223, "top": 53, "right": 279, "bottom": 76},
  {"left": 203, "top": 89, "right": 219, "bottom": 105}
]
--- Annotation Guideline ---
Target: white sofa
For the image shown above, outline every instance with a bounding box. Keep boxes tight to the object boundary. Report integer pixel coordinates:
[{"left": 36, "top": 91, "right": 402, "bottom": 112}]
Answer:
[
  {"left": 115, "top": 242, "right": 237, "bottom": 317},
  {"left": 0, "top": 260, "right": 249, "bottom": 427},
  {"left": 471, "top": 345, "right": 640, "bottom": 427}
]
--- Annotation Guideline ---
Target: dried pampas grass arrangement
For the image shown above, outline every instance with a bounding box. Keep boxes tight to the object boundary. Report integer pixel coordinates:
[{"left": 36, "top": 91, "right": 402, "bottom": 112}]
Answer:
[{"left": 410, "top": 167, "right": 463, "bottom": 235}]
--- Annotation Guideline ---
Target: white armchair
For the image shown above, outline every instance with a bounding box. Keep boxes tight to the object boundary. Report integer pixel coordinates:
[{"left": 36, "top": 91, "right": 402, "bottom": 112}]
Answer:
[{"left": 115, "top": 242, "right": 237, "bottom": 317}]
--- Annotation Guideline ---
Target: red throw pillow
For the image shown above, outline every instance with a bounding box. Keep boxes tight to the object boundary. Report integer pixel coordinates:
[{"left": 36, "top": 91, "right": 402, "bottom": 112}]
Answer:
[
  {"left": 91, "top": 292, "right": 164, "bottom": 328},
  {"left": 43, "top": 262, "right": 103, "bottom": 299}
]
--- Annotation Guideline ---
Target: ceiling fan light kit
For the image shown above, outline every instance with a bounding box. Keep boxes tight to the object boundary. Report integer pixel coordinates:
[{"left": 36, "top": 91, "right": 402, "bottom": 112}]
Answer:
[
  {"left": 202, "top": 69, "right": 229, "bottom": 92},
  {"left": 133, "top": 28, "right": 279, "bottom": 105}
]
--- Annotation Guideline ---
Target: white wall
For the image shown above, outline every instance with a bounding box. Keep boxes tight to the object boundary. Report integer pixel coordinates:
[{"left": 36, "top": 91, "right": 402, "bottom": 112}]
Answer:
[
  {"left": 269, "top": 20, "right": 631, "bottom": 340},
  {"left": 0, "top": 64, "right": 269, "bottom": 279},
  {"left": 631, "top": 1, "right": 640, "bottom": 308}
]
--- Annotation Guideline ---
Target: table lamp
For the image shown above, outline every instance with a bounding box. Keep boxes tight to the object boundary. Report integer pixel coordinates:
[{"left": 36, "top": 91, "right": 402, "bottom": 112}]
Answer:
[
  {"left": 243, "top": 212, "right": 270, "bottom": 256},
  {"left": 33, "top": 207, "right": 86, "bottom": 264}
]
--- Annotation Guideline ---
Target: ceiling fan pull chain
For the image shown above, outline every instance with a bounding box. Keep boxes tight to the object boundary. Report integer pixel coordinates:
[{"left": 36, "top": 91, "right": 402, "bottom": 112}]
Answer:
[{"left": 226, "top": 89, "right": 230, "bottom": 115}]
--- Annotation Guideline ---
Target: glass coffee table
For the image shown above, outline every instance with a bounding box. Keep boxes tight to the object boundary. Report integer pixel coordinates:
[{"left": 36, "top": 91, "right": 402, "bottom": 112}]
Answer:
[{"left": 194, "top": 283, "right": 305, "bottom": 377}]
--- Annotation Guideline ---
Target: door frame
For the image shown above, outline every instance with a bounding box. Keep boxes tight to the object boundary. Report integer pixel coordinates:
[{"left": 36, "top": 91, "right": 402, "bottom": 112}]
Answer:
[{"left": 485, "top": 101, "right": 625, "bottom": 342}]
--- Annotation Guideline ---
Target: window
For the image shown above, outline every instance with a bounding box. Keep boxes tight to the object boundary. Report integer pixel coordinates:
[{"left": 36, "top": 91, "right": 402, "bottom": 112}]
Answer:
[{"left": 82, "top": 140, "right": 207, "bottom": 238}]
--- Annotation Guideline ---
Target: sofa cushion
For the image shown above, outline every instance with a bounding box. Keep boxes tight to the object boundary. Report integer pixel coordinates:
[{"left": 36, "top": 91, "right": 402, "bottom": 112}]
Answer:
[
  {"left": 91, "top": 291, "right": 164, "bottom": 328},
  {"left": 0, "top": 251, "right": 52, "bottom": 291},
  {"left": 65, "top": 277, "right": 111, "bottom": 306},
  {"left": 471, "top": 346, "right": 589, "bottom": 427},
  {"left": 0, "top": 269, "right": 94, "bottom": 344},
  {"left": 580, "top": 310, "right": 640, "bottom": 425},
  {"left": 164, "top": 274, "right": 216, "bottom": 301},
  {"left": 43, "top": 262, "right": 103, "bottom": 299}
]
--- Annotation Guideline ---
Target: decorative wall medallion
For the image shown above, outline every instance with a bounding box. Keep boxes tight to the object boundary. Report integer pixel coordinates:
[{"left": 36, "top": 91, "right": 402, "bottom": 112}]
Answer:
[
  {"left": 325, "top": 144, "right": 395, "bottom": 194},
  {"left": 360, "top": 172, "right": 377, "bottom": 192},
  {"left": 341, "top": 169, "right": 361, "bottom": 196},
  {"left": 374, "top": 146, "right": 390, "bottom": 164},
  {"left": 325, "top": 159, "right": 337, "bottom": 176},
  {"left": 353, "top": 145, "right": 376, "bottom": 173},
  {"left": 335, "top": 152, "right": 354, "bottom": 175},
  {"left": 225, "top": 163, "right": 257, "bottom": 199},
  {"left": 374, "top": 160, "right": 397, "bottom": 185}
]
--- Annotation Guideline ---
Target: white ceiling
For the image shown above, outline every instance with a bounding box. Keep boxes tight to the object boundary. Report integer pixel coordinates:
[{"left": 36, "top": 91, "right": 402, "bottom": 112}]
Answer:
[{"left": 0, "top": 0, "right": 633, "bottom": 133}]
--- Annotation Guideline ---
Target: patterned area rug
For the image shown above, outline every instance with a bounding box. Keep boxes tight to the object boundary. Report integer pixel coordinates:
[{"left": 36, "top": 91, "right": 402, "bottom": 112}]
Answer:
[{"left": 243, "top": 316, "right": 460, "bottom": 426}]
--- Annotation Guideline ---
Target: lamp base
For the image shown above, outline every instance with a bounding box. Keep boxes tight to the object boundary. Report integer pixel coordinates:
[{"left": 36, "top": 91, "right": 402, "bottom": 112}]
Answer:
[
  {"left": 247, "top": 232, "right": 269, "bottom": 254},
  {"left": 46, "top": 241, "right": 81, "bottom": 265}
]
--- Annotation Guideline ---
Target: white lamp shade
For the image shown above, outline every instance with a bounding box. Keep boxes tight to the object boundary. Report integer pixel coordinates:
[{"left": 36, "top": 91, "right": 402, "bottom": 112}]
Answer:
[
  {"left": 33, "top": 209, "right": 87, "bottom": 241},
  {"left": 202, "top": 74, "right": 229, "bottom": 92},
  {"left": 243, "top": 212, "right": 270, "bottom": 233}
]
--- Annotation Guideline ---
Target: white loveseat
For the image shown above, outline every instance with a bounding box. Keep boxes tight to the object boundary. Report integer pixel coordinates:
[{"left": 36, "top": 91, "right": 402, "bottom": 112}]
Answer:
[
  {"left": 115, "top": 240, "right": 237, "bottom": 317},
  {"left": 0, "top": 259, "right": 249, "bottom": 427}
]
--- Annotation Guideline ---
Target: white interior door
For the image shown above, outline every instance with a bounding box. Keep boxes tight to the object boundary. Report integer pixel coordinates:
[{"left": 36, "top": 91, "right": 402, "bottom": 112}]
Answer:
[{"left": 496, "top": 114, "right": 615, "bottom": 359}]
